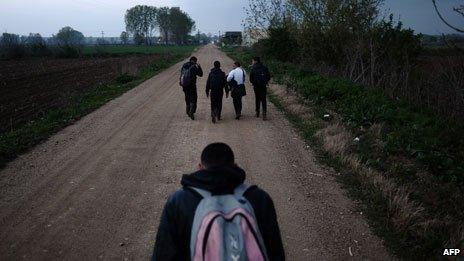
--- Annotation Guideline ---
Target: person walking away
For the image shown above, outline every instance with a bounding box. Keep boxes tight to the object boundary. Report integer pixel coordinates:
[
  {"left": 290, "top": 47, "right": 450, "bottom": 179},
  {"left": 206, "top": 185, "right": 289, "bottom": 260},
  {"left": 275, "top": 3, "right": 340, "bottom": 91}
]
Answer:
[
  {"left": 152, "top": 142, "right": 285, "bottom": 261},
  {"left": 180, "top": 56, "right": 203, "bottom": 120},
  {"left": 206, "top": 61, "right": 229, "bottom": 123},
  {"left": 227, "top": 61, "right": 247, "bottom": 120},
  {"left": 250, "top": 57, "right": 271, "bottom": 121}
]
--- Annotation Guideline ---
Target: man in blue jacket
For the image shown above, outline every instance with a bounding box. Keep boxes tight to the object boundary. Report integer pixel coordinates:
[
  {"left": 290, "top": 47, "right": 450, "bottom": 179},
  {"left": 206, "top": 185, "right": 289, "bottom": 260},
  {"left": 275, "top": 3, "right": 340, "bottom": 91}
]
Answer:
[{"left": 152, "top": 143, "right": 285, "bottom": 260}]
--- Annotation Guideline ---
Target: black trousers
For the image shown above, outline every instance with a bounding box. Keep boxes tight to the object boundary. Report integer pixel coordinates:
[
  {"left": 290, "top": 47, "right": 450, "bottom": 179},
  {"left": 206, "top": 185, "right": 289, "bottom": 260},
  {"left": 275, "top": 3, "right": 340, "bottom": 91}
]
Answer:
[
  {"left": 253, "top": 85, "right": 267, "bottom": 114},
  {"left": 210, "top": 91, "right": 223, "bottom": 119},
  {"left": 183, "top": 86, "right": 197, "bottom": 114},
  {"left": 232, "top": 96, "right": 242, "bottom": 116}
]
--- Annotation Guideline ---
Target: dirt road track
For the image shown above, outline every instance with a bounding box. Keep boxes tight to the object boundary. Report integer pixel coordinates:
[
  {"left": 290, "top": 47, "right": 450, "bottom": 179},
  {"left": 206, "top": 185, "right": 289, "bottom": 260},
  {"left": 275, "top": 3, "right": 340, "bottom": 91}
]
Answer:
[{"left": 0, "top": 45, "right": 390, "bottom": 260}]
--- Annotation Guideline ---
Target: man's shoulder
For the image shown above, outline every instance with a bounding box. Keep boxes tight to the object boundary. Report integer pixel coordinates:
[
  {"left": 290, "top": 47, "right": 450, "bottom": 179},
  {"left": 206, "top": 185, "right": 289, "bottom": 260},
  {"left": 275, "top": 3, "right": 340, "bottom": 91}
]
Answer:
[
  {"left": 167, "top": 187, "right": 198, "bottom": 202},
  {"left": 245, "top": 185, "right": 273, "bottom": 203}
]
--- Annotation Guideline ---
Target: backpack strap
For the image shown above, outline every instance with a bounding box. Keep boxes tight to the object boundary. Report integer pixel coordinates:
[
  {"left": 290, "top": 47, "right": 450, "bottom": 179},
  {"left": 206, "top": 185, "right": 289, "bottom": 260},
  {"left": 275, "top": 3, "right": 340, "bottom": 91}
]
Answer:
[
  {"left": 190, "top": 187, "right": 212, "bottom": 198},
  {"left": 233, "top": 183, "right": 251, "bottom": 198}
]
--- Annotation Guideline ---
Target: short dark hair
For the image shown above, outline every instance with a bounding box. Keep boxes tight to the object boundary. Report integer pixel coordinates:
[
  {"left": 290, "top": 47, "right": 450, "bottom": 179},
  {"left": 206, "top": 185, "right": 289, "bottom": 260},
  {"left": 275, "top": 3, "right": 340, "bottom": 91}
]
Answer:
[
  {"left": 201, "top": 143, "right": 235, "bottom": 168},
  {"left": 234, "top": 61, "right": 241, "bottom": 67},
  {"left": 190, "top": 56, "right": 198, "bottom": 62},
  {"left": 253, "top": 57, "right": 261, "bottom": 63},
  {"left": 214, "top": 61, "right": 221, "bottom": 68}
]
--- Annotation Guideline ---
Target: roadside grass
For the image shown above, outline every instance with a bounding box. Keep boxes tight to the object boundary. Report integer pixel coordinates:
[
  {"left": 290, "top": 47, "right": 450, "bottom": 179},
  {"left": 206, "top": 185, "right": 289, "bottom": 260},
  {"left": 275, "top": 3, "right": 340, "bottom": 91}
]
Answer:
[
  {"left": 0, "top": 46, "right": 195, "bottom": 169},
  {"left": 83, "top": 45, "right": 196, "bottom": 56},
  {"left": 223, "top": 46, "right": 464, "bottom": 259}
]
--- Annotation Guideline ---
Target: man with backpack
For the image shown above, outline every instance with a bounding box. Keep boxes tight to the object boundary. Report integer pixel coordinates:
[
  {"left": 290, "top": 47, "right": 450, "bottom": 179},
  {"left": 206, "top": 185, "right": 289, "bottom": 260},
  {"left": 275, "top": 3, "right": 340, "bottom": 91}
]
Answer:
[
  {"left": 206, "top": 61, "right": 229, "bottom": 123},
  {"left": 180, "top": 56, "right": 203, "bottom": 120},
  {"left": 227, "top": 61, "right": 247, "bottom": 120},
  {"left": 152, "top": 143, "right": 285, "bottom": 261},
  {"left": 250, "top": 57, "right": 271, "bottom": 121}
]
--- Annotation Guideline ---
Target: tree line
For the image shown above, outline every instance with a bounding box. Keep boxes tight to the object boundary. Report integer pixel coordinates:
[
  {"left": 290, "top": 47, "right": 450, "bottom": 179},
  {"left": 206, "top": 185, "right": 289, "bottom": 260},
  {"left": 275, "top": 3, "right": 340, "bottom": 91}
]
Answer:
[
  {"left": 0, "top": 26, "right": 85, "bottom": 59},
  {"left": 245, "top": 0, "right": 463, "bottom": 120},
  {"left": 123, "top": 5, "right": 195, "bottom": 45}
]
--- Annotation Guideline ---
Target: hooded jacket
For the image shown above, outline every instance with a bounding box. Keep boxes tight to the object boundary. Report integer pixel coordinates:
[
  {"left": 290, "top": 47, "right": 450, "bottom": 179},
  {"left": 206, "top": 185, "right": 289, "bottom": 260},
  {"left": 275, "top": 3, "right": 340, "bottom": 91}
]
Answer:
[
  {"left": 206, "top": 67, "right": 229, "bottom": 96},
  {"left": 152, "top": 165, "right": 285, "bottom": 261}
]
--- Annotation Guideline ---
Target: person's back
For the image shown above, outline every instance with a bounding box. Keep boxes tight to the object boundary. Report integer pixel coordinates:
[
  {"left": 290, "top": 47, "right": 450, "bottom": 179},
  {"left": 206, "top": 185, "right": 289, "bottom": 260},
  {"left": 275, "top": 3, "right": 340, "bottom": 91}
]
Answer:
[
  {"left": 206, "top": 61, "right": 228, "bottom": 123},
  {"left": 180, "top": 56, "right": 203, "bottom": 120},
  {"left": 152, "top": 143, "right": 285, "bottom": 261},
  {"left": 250, "top": 57, "right": 271, "bottom": 120}
]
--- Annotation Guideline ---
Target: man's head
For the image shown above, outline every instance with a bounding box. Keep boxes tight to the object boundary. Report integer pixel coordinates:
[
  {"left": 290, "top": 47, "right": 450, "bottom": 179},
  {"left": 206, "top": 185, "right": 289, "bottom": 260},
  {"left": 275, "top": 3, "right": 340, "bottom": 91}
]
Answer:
[
  {"left": 233, "top": 61, "right": 241, "bottom": 69},
  {"left": 199, "top": 143, "right": 235, "bottom": 169},
  {"left": 190, "top": 56, "right": 198, "bottom": 64},
  {"left": 252, "top": 57, "right": 261, "bottom": 65},
  {"left": 214, "top": 61, "right": 221, "bottom": 68}
]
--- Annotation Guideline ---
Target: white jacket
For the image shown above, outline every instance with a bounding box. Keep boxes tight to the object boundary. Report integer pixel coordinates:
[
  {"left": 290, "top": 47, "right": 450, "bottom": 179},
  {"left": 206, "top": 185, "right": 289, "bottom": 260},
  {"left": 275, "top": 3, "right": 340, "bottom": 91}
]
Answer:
[{"left": 227, "top": 67, "right": 246, "bottom": 85}]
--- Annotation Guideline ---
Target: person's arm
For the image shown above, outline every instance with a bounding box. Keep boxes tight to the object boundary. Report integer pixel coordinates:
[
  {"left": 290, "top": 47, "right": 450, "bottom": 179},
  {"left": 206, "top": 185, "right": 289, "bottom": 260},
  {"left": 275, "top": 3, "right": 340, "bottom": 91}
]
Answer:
[
  {"left": 247, "top": 188, "right": 286, "bottom": 261},
  {"left": 265, "top": 66, "right": 271, "bottom": 84},
  {"left": 223, "top": 73, "right": 229, "bottom": 97},
  {"left": 196, "top": 64, "right": 203, "bottom": 77},
  {"left": 226, "top": 70, "right": 234, "bottom": 82},
  {"left": 152, "top": 196, "right": 179, "bottom": 261},
  {"left": 250, "top": 67, "right": 255, "bottom": 85},
  {"left": 206, "top": 73, "right": 211, "bottom": 97}
]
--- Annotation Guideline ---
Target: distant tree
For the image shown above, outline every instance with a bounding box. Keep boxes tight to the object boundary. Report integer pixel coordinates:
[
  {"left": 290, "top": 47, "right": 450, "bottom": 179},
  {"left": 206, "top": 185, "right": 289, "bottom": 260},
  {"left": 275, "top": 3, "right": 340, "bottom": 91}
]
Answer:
[
  {"left": 54, "top": 26, "right": 85, "bottom": 46},
  {"left": 125, "top": 5, "right": 158, "bottom": 45},
  {"left": 0, "top": 33, "right": 26, "bottom": 59},
  {"left": 53, "top": 26, "right": 84, "bottom": 58},
  {"left": 133, "top": 32, "right": 145, "bottom": 45},
  {"left": 120, "top": 31, "right": 129, "bottom": 45},
  {"left": 157, "top": 7, "right": 171, "bottom": 45},
  {"left": 169, "top": 7, "right": 195, "bottom": 45},
  {"left": 26, "top": 33, "right": 50, "bottom": 57}
]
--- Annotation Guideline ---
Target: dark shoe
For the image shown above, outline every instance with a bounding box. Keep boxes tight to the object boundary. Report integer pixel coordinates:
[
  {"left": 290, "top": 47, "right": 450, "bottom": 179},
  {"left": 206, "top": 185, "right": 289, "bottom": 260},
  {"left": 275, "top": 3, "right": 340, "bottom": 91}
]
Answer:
[
  {"left": 263, "top": 113, "right": 267, "bottom": 121},
  {"left": 217, "top": 116, "right": 221, "bottom": 121},
  {"left": 256, "top": 111, "right": 260, "bottom": 118},
  {"left": 212, "top": 116, "right": 216, "bottom": 123},
  {"left": 235, "top": 115, "right": 241, "bottom": 120},
  {"left": 189, "top": 113, "right": 195, "bottom": 120}
]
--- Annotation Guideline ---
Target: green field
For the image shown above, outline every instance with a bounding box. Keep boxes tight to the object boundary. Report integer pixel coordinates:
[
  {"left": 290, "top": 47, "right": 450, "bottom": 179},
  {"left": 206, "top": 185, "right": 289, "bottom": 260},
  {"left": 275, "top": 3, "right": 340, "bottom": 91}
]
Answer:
[{"left": 83, "top": 45, "right": 196, "bottom": 56}]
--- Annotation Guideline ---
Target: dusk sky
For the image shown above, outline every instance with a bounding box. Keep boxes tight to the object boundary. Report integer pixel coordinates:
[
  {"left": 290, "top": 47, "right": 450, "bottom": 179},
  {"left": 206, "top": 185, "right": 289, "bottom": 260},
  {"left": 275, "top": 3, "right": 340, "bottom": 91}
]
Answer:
[{"left": 0, "top": 0, "right": 462, "bottom": 37}]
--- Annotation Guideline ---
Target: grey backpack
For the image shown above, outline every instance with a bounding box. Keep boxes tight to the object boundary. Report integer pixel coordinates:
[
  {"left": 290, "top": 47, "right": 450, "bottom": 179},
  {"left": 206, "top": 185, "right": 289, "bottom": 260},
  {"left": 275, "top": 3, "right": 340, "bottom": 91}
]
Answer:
[{"left": 189, "top": 184, "right": 268, "bottom": 261}]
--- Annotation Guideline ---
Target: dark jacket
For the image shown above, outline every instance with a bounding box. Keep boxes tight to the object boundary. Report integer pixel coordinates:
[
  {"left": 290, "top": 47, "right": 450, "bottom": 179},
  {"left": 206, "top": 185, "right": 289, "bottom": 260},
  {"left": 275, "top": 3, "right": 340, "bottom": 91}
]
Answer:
[
  {"left": 152, "top": 165, "right": 285, "bottom": 261},
  {"left": 206, "top": 67, "right": 229, "bottom": 97},
  {"left": 250, "top": 62, "right": 271, "bottom": 87},
  {"left": 181, "top": 61, "right": 203, "bottom": 88}
]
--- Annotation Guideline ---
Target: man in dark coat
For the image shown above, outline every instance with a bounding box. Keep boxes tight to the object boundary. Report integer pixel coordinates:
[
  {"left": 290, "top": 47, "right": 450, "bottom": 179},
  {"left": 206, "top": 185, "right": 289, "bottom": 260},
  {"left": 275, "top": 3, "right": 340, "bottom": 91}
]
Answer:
[
  {"left": 206, "top": 61, "right": 229, "bottom": 123},
  {"left": 152, "top": 143, "right": 286, "bottom": 261},
  {"left": 180, "top": 56, "right": 203, "bottom": 120},
  {"left": 250, "top": 57, "right": 271, "bottom": 121}
]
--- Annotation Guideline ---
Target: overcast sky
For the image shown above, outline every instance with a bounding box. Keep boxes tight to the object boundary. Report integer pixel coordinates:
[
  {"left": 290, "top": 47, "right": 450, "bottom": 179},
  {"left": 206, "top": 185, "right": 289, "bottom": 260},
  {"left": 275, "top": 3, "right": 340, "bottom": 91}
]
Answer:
[{"left": 0, "top": 0, "right": 462, "bottom": 37}]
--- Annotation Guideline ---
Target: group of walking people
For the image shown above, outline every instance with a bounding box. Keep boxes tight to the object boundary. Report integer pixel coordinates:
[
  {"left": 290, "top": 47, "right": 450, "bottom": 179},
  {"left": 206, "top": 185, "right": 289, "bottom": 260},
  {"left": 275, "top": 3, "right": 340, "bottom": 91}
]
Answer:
[{"left": 179, "top": 56, "right": 271, "bottom": 123}]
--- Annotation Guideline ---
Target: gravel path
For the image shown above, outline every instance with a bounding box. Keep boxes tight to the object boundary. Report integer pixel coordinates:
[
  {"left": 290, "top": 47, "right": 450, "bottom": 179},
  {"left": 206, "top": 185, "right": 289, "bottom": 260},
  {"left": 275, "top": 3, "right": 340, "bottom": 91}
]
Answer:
[{"left": 0, "top": 45, "right": 390, "bottom": 260}]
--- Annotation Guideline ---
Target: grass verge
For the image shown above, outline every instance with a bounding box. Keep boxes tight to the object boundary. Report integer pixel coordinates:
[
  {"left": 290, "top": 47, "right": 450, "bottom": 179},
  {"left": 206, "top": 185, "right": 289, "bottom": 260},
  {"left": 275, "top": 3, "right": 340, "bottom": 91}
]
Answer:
[
  {"left": 223, "top": 46, "right": 464, "bottom": 259},
  {"left": 0, "top": 46, "right": 195, "bottom": 169}
]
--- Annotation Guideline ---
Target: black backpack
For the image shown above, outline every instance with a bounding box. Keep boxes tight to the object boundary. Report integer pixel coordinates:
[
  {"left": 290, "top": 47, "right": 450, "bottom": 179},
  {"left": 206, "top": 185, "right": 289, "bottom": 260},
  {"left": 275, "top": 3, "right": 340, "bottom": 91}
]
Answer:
[
  {"left": 180, "top": 64, "right": 193, "bottom": 87},
  {"left": 253, "top": 65, "right": 269, "bottom": 86}
]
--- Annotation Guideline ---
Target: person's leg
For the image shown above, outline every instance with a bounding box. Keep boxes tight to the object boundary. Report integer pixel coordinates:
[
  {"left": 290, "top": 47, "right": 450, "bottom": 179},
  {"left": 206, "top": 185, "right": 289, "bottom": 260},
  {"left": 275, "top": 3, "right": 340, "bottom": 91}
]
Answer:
[
  {"left": 191, "top": 87, "right": 198, "bottom": 114},
  {"left": 233, "top": 97, "right": 240, "bottom": 119},
  {"left": 253, "top": 86, "right": 260, "bottom": 117},
  {"left": 183, "top": 89, "right": 190, "bottom": 116},
  {"left": 262, "top": 87, "right": 268, "bottom": 120},
  {"left": 217, "top": 92, "right": 223, "bottom": 120},
  {"left": 210, "top": 96, "right": 216, "bottom": 119}
]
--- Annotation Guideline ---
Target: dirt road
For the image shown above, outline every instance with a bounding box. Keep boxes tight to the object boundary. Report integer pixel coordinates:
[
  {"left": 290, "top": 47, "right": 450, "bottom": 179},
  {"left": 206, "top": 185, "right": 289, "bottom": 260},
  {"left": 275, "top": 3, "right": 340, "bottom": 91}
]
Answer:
[{"left": 0, "top": 45, "right": 389, "bottom": 260}]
